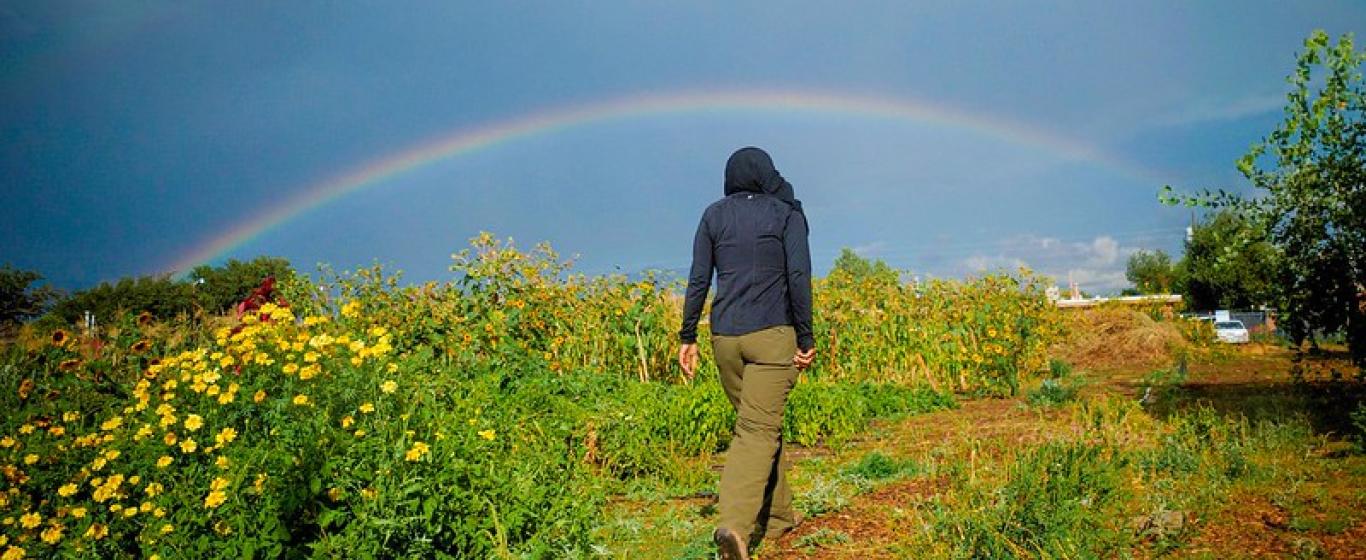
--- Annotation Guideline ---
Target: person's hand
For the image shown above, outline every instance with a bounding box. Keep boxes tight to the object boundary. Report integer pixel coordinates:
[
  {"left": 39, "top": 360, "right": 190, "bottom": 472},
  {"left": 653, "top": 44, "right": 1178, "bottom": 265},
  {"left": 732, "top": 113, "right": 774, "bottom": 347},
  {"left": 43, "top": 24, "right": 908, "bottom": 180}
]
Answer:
[
  {"left": 793, "top": 347, "right": 816, "bottom": 370},
  {"left": 678, "top": 343, "right": 700, "bottom": 381}
]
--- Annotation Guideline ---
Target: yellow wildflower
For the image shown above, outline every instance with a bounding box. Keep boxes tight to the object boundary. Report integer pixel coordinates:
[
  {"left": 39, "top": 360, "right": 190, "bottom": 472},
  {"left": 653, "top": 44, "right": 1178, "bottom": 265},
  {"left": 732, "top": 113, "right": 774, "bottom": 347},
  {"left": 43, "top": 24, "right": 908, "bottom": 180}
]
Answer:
[
  {"left": 1, "top": 546, "right": 23, "bottom": 560},
  {"left": 180, "top": 438, "right": 197, "bottom": 453},
  {"left": 215, "top": 427, "right": 237, "bottom": 445},
  {"left": 18, "top": 513, "right": 40, "bottom": 529},
  {"left": 340, "top": 416, "right": 354, "bottom": 429},
  {"left": 204, "top": 490, "right": 227, "bottom": 508},
  {"left": 380, "top": 380, "right": 397, "bottom": 394},
  {"left": 40, "top": 524, "right": 62, "bottom": 544},
  {"left": 253, "top": 389, "right": 267, "bottom": 403},
  {"left": 478, "top": 429, "right": 496, "bottom": 441},
  {"left": 156, "top": 455, "right": 173, "bottom": 468},
  {"left": 292, "top": 394, "right": 309, "bottom": 406},
  {"left": 359, "top": 402, "right": 375, "bottom": 414},
  {"left": 404, "top": 441, "right": 430, "bottom": 462},
  {"left": 84, "top": 523, "right": 108, "bottom": 540},
  {"left": 58, "top": 483, "right": 77, "bottom": 497},
  {"left": 183, "top": 414, "right": 203, "bottom": 431}
]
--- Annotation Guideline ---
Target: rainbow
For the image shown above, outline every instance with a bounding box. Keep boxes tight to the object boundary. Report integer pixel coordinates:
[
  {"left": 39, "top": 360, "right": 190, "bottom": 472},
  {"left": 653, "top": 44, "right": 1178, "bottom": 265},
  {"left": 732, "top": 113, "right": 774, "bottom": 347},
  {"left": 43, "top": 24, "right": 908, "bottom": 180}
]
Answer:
[{"left": 166, "top": 89, "right": 1158, "bottom": 274}]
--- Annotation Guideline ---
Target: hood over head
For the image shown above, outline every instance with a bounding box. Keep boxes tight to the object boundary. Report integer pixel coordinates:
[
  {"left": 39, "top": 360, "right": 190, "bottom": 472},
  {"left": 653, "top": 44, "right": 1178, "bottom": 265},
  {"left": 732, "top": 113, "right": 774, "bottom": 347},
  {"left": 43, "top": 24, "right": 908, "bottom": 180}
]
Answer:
[{"left": 723, "top": 147, "right": 803, "bottom": 213}]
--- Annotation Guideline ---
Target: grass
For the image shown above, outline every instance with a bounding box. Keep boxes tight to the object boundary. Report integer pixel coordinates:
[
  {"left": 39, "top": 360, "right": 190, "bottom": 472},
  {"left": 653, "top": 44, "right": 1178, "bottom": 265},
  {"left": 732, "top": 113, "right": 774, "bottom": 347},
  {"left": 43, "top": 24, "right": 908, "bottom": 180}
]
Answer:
[{"left": 606, "top": 345, "right": 1366, "bottom": 559}]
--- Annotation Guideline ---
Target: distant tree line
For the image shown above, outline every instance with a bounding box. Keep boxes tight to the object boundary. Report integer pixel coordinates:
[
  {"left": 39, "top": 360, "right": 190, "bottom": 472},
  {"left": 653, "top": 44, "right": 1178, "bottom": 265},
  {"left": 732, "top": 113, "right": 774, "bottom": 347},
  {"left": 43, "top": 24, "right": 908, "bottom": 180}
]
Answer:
[
  {"left": 1124, "top": 209, "right": 1279, "bottom": 312},
  {"left": 0, "top": 257, "right": 293, "bottom": 332}
]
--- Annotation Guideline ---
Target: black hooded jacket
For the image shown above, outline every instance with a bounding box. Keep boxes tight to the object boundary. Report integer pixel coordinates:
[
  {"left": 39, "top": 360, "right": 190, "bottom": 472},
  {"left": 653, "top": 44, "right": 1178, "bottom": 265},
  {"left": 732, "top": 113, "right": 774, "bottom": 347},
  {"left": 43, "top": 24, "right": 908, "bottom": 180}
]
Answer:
[{"left": 679, "top": 147, "right": 814, "bottom": 350}]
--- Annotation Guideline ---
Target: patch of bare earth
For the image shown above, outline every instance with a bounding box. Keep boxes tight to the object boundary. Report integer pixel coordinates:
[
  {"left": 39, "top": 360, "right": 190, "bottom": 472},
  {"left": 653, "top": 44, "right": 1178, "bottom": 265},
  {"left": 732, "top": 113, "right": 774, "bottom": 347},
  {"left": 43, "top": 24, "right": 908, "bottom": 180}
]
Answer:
[
  {"left": 766, "top": 477, "right": 948, "bottom": 560},
  {"left": 1181, "top": 492, "right": 1366, "bottom": 560},
  {"left": 760, "top": 347, "right": 1366, "bottom": 559},
  {"left": 763, "top": 398, "right": 1070, "bottom": 559}
]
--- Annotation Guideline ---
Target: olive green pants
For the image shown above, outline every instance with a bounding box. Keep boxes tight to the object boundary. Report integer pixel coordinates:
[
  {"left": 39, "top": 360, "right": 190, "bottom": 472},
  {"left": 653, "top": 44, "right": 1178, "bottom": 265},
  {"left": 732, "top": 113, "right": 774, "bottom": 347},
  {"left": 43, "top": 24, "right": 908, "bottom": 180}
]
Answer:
[{"left": 713, "top": 325, "right": 800, "bottom": 545}]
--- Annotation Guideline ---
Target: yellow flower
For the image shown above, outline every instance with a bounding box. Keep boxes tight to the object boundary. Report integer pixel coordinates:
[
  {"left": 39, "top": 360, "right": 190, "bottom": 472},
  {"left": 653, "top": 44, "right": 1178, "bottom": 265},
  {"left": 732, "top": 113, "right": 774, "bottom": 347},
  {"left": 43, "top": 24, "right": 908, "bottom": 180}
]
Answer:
[
  {"left": 386, "top": 362, "right": 399, "bottom": 374},
  {"left": 340, "top": 416, "right": 354, "bottom": 429},
  {"left": 84, "top": 523, "right": 108, "bottom": 540},
  {"left": 183, "top": 414, "right": 204, "bottom": 431},
  {"left": 163, "top": 432, "right": 178, "bottom": 446},
  {"left": 22, "top": 454, "right": 37, "bottom": 466},
  {"left": 282, "top": 363, "right": 299, "bottom": 375},
  {"left": 215, "top": 456, "right": 230, "bottom": 470},
  {"left": 91, "top": 456, "right": 106, "bottom": 470},
  {"left": 292, "top": 394, "right": 309, "bottom": 406},
  {"left": 58, "top": 483, "right": 77, "bottom": 497},
  {"left": 40, "top": 524, "right": 63, "bottom": 544},
  {"left": 478, "top": 429, "right": 496, "bottom": 441},
  {"left": 404, "top": 441, "right": 430, "bottom": 462},
  {"left": 380, "top": 380, "right": 397, "bottom": 394},
  {"left": 204, "top": 490, "right": 227, "bottom": 508},
  {"left": 359, "top": 402, "right": 375, "bottom": 414},
  {"left": 146, "top": 482, "right": 164, "bottom": 497},
  {"left": 161, "top": 523, "right": 173, "bottom": 533},
  {"left": 253, "top": 389, "right": 266, "bottom": 403},
  {"left": 69, "top": 507, "right": 86, "bottom": 518},
  {"left": 1, "top": 545, "right": 23, "bottom": 560},
  {"left": 18, "top": 513, "right": 40, "bottom": 529},
  {"left": 180, "top": 438, "right": 197, "bottom": 453},
  {"left": 216, "top": 427, "right": 237, "bottom": 445},
  {"left": 100, "top": 416, "right": 122, "bottom": 431},
  {"left": 156, "top": 455, "right": 173, "bottom": 468},
  {"left": 341, "top": 300, "right": 361, "bottom": 318},
  {"left": 0, "top": 437, "right": 12, "bottom": 448}
]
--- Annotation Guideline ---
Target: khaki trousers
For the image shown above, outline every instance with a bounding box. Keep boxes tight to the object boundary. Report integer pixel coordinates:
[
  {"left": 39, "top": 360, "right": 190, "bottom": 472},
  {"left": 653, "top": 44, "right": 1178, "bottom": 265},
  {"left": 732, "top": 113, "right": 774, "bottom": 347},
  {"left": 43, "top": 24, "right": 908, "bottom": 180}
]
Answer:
[{"left": 712, "top": 325, "right": 799, "bottom": 545}]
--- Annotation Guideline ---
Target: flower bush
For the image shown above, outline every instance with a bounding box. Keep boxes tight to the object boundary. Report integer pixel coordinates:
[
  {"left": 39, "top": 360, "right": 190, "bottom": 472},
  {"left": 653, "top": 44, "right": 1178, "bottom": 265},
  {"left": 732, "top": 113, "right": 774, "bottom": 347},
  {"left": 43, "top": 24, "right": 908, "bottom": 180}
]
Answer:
[{"left": 0, "top": 234, "right": 1059, "bottom": 557}]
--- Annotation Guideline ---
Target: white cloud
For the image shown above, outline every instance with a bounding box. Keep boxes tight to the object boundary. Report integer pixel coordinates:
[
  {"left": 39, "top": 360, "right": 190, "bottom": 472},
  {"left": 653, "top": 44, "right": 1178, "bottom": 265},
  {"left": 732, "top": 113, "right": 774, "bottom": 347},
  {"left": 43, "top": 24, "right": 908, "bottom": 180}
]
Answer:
[
  {"left": 1149, "top": 93, "right": 1285, "bottom": 128},
  {"left": 852, "top": 240, "right": 887, "bottom": 257},
  {"left": 1087, "top": 236, "right": 1120, "bottom": 267},
  {"left": 952, "top": 233, "right": 1146, "bottom": 294}
]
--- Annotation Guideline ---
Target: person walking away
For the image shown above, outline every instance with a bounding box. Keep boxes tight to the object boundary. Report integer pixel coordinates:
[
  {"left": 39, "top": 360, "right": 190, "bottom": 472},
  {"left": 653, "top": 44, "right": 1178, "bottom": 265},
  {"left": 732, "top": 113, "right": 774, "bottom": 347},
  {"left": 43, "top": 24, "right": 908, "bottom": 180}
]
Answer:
[{"left": 678, "top": 147, "right": 816, "bottom": 560}]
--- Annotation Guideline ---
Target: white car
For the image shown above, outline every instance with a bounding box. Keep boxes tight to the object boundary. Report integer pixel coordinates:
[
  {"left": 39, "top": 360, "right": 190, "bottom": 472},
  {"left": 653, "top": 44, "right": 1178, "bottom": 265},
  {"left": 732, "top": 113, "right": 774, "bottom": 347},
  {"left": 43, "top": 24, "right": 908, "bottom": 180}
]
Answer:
[{"left": 1214, "top": 320, "right": 1250, "bottom": 344}]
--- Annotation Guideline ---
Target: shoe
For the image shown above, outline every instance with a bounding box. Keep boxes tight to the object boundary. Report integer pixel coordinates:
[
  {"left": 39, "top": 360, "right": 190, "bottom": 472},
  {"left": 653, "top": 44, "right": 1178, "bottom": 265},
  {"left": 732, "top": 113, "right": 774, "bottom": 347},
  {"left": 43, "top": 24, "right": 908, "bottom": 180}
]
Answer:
[{"left": 714, "top": 527, "right": 750, "bottom": 560}]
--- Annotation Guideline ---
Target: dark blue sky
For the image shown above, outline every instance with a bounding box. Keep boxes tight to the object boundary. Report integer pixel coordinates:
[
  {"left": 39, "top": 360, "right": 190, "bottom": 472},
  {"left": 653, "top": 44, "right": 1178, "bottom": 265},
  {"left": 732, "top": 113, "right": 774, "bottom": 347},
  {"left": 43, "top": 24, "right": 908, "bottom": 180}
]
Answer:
[{"left": 3, "top": 2, "right": 1363, "bottom": 292}]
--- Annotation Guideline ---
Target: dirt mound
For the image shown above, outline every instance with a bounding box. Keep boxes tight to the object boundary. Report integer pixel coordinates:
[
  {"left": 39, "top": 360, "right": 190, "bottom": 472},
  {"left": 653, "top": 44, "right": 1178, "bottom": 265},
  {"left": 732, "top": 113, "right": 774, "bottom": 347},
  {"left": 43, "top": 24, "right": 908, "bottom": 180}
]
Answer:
[{"left": 1052, "top": 306, "right": 1190, "bottom": 371}]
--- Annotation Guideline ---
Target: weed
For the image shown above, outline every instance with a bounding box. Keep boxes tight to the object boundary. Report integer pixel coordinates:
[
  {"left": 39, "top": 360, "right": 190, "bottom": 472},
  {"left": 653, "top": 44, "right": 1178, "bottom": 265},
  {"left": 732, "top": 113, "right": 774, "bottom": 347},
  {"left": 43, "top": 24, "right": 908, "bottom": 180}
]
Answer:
[{"left": 793, "top": 528, "right": 851, "bottom": 549}]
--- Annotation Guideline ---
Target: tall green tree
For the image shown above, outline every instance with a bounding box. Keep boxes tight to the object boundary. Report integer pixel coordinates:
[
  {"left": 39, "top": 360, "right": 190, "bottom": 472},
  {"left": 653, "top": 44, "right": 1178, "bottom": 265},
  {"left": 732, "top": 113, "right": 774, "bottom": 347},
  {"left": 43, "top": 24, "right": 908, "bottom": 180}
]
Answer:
[
  {"left": 0, "top": 266, "right": 57, "bottom": 333},
  {"left": 1125, "top": 249, "right": 1181, "bottom": 295},
  {"left": 830, "top": 248, "right": 899, "bottom": 284},
  {"left": 1166, "top": 31, "right": 1365, "bottom": 364},
  {"left": 188, "top": 256, "right": 294, "bottom": 313},
  {"left": 48, "top": 275, "right": 195, "bottom": 324},
  {"left": 1178, "top": 210, "right": 1279, "bottom": 311}
]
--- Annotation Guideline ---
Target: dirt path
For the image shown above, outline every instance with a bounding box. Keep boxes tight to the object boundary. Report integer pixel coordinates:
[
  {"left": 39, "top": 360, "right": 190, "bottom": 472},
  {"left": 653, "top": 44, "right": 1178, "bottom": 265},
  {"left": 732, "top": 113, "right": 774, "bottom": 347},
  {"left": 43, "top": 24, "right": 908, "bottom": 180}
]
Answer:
[{"left": 759, "top": 346, "right": 1366, "bottom": 559}]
